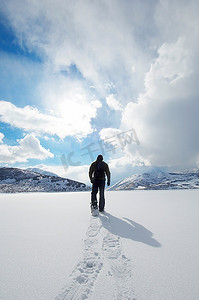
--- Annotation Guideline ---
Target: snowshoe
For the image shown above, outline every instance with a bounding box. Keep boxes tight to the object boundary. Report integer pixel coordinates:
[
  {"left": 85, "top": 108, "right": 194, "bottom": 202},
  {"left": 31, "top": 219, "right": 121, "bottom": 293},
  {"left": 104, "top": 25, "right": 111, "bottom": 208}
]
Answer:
[
  {"left": 91, "top": 204, "right": 99, "bottom": 217},
  {"left": 92, "top": 208, "right": 99, "bottom": 217}
]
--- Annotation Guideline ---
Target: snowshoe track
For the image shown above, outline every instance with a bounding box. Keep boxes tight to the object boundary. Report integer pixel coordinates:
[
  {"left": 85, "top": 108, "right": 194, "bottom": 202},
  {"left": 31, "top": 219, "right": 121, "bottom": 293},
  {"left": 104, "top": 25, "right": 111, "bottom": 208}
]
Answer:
[
  {"left": 100, "top": 214, "right": 135, "bottom": 300},
  {"left": 56, "top": 213, "right": 135, "bottom": 300}
]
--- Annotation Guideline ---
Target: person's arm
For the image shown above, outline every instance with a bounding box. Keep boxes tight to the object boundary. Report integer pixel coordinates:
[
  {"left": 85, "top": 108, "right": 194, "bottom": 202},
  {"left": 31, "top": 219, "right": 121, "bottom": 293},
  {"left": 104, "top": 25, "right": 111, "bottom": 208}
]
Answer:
[
  {"left": 105, "top": 164, "right": 111, "bottom": 185},
  {"left": 89, "top": 163, "right": 94, "bottom": 183}
]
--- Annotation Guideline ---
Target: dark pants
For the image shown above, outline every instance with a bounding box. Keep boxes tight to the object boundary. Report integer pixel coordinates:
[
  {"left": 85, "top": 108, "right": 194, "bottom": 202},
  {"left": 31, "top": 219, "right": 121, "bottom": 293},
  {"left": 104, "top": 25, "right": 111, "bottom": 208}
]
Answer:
[{"left": 91, "top": 179, "right": 105, "bottom": 211}]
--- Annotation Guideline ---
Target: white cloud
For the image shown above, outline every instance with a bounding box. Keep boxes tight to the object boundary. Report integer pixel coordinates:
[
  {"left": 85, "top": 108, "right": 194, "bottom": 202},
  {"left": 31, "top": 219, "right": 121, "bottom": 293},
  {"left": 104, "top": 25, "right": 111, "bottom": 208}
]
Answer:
[
  {"left": 1, "top": 0, "right": 158, "bottom": 102},
  {"left": 99, "top": 127, "right": 140, "bottom": 154},
  {"left": 0, "top": 100, "right": 60, "bottom": 135},
  {"left": 0, "top": 132, "right": 4, "bottom": 143},
  {"left": 121, "top": 35, "right": 199, "bottom": 169},
  {"left": 31, "top": 163, "right": 91, "bottom": 185},
  {"left": 38, "top": 74, "right": 102, "bottom": 139},
  {"left": 99, "top": 128, "right": 121, "bottom": 140},
  {"left": 106, "top": 94, "right": 123, "bottom": 111},
  {"left": 0, "top": 98, "right": 100, "bottom": 139},
  {"left": 108, "top": 155, "right": 152, "bottom": 183},
  {"left": 62, "top": 165, "right": 91, "bottom": 185},
  {"left": 0, "top": 134, "right": 54, "bottom": 163},
  {"left": 1, "top": 0, "right": 199, "bottom": 171},
  {"left": 144, "top": 38, "right": 193, "bottom": 101}
]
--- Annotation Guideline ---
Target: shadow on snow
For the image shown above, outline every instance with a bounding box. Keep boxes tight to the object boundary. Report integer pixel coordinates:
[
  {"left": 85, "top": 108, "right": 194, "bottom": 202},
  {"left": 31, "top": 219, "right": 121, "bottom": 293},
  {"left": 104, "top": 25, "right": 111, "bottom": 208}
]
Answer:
[{"left": 99, "top": 213, "right": 161, "bottom": 248}]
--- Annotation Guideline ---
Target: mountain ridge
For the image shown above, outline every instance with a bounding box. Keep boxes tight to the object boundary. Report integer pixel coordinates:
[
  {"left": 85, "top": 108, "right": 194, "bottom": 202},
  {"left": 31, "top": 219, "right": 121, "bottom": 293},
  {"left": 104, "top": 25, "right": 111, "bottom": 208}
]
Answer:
[
  {"left": 108, "top": 170, "right": 199, "bottom": 190},
  {"left": 0, "top": 167, "right": 90, "bottom": 193}
]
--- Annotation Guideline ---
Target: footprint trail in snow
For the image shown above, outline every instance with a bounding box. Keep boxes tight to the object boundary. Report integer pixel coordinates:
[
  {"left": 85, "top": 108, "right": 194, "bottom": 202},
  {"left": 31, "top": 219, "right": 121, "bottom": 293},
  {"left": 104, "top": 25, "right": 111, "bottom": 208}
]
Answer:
[{"left": 56, "top": 213, "right": 135, "bottom": 300}]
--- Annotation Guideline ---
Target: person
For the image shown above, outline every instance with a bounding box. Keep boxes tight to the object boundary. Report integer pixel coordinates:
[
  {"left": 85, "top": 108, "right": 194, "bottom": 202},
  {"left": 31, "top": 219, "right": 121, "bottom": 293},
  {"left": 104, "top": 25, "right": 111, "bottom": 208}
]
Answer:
[{"left": 89, "top": 154, "right": 110, "bottom": 212}]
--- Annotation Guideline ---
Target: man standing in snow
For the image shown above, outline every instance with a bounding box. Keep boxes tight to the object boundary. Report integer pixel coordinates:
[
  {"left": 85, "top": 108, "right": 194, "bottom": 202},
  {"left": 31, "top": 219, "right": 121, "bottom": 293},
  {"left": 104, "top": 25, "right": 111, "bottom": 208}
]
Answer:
[{"left": 89, "top": 155, "right": 110, "bottom": 213}]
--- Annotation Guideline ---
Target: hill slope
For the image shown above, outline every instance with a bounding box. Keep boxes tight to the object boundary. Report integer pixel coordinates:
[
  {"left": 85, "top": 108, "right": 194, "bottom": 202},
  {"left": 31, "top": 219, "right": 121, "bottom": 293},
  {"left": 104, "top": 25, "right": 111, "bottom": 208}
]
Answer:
[
  {"left": 109, "top": 171, "right": 199, "bottom": 190},
  {"left": 0, "top": 167, "right": 90, "bottom": 193}
]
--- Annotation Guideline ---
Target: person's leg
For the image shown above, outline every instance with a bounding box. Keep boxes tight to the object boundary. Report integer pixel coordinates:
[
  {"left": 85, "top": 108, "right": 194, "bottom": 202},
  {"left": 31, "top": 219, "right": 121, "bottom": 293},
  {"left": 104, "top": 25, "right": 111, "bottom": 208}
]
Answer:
[
  {"left": 99, "top": 180, "right": 105, "bottom": 211},
  {"left": 91, "top": 180, "right": 99, "bottom": 208}
]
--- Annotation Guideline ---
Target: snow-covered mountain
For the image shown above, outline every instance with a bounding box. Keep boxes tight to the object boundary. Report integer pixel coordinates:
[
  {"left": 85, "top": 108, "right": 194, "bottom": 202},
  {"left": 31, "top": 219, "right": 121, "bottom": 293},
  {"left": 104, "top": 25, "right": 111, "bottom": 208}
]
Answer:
[
  {"left": 109, "top": 171, "right": 199, "bottom": 190},
  {"left": 0, "top": 167, "right": 90, "bottom": 193}
]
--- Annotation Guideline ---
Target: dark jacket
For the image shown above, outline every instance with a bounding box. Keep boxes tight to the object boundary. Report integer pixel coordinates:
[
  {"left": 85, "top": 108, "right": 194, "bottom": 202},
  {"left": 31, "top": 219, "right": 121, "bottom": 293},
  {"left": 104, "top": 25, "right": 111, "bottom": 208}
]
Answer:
[{"left": 89, "top": 160, "right": 110, "bottom": 182}]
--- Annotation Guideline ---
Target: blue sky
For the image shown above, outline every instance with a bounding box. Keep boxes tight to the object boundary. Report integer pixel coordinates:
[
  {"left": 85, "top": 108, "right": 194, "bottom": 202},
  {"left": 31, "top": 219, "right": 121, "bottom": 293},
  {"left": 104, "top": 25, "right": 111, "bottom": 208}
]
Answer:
[{"left": 0, "top": 0, "right": 199, "bottom": 184}]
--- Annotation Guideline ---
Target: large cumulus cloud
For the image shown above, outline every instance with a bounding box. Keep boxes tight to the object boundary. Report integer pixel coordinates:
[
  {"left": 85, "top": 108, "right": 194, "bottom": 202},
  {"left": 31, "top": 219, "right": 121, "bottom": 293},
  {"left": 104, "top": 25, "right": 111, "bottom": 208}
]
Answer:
[
  {"left": 121, "top": 36, "right": 199, "bottom": 168},
  {"left": 1, "top": 0, "right": 199, "bottom": 170}
]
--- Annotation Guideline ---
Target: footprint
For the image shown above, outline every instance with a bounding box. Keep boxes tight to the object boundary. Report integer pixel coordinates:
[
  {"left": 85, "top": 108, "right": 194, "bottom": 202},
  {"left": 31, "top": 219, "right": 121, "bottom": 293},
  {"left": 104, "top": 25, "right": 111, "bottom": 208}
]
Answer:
[
  {"left": 56, "top": 217, "right": 103, "bottom": 300},
  {"left": 100, "top": 218, "right": 135, "bottom": 300},
  {"left": 102, "top": 234, "right": 121, "bottom": 259},
  {"left": 56, "top": 214, "right": 136, "bottom": 300}
]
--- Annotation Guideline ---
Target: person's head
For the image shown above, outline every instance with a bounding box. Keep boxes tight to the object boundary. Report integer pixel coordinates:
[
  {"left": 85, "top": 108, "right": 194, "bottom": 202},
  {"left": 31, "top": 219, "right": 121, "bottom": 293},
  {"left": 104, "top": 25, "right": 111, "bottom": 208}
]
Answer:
[{"left": 97, "top": 154, "right": 103, "bottom": 161}]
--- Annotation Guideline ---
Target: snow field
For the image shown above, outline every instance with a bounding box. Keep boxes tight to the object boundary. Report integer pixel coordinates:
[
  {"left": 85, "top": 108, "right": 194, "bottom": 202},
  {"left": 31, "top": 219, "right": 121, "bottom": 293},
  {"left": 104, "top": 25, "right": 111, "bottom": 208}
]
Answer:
[{"left": 0, "top": 190, "right": 199, "bottom": 299}]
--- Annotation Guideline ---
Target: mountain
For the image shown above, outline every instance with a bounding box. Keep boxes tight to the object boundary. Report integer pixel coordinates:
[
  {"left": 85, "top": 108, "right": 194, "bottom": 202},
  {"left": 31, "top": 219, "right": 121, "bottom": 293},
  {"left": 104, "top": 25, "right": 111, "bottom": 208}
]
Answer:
[
  {"left": 108, "top": 171, "right": 199, "bottom": 190},
  {"left": 0, "top": 167, "right": 90, "bottom": 193}
]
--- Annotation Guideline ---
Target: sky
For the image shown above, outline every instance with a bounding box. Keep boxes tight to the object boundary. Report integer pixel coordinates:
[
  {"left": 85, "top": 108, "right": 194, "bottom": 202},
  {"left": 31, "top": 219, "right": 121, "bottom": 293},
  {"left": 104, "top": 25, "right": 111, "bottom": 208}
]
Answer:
[{"left": 0, "top": 0, "right": 199, "bottom": 185}]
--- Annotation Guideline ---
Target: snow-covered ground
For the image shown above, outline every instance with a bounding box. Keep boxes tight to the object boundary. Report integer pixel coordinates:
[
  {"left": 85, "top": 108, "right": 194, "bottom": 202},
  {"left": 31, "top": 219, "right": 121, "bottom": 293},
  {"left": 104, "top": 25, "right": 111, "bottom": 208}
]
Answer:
[{"left": 0, "top": 190, "right": 199, "bottom": 300}]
